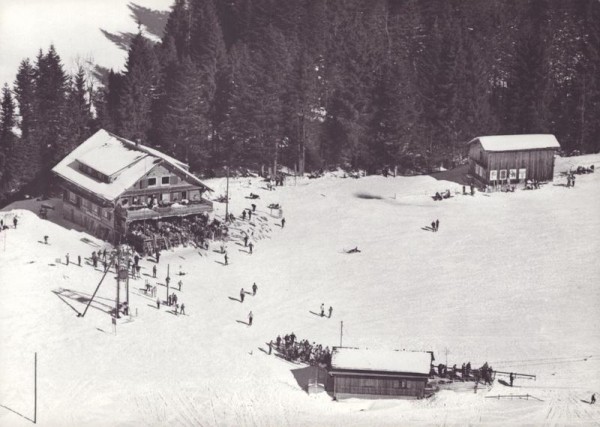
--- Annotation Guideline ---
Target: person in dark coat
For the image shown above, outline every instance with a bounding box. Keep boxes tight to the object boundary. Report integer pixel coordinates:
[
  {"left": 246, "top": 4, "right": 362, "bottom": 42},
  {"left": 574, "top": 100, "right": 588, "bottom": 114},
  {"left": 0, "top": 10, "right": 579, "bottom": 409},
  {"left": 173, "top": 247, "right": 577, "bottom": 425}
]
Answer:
[
  {"left": 592, "top": 393, "right": 596, "bottom": 404},
  {"left": 240, "top": 288, "right": 245, "bottom": 302},
  {"left": 509, "top": 372, "right": 515, "bottom": 387},
  {"left": 248, "top": 210, "right": 252, "bottom": 220},
  {"left": 328, "top": 306, "right": 333, "bottom": 318},
  {"left": 248, "top": 242, "right": 254, "bottom": 254},
  {"left": 244, "top": 235, "right": 249, "bottom": 247},
  {"left": 251, "top": 203, "right": 256, "bottom": 212},
  {"left": 78, "top": 255, "right": 81, "bottom": 266},
  {"left": 224, "top": 253, "right": 229, "bottom": 265},
  {"left": 281, "top": 218, "right": 286, "bottom": 228},
  {"left": 180, "top": 303, "right": 185, "bottom": 315},
  {"left": 44, "top": 235, "right": 49, "bottom": 244},
  {"left": 320, "top": 303, "right": 325, "bottom": 317},
  {"left": 431, "top": 221, "right": 436, "bottom": 232},
  {"left": 153, "top": 265, "right": 157, "bottom": 278},
  {"left": 248, "top": 311, "right": 253, "bottom": 326},
  {"left": 252, "top": 282, "right": 257, "bottom": 295},
  {"left": 13, "top": 217, "right": 18, "bottom": 228},
  {"left": 66, "top": 253, "right": 70, "bottom": 265},
  {"left": 276, "top": 335, "right": 281, "bottom": 349},
  {"left": 242, "top": 210, "right": 247, "bottom": 220},
  {"left": 156, "top": 251, "right": 160, "bottom": 263},
  {"left": 156, "top": 298, "right": 160, "bottom": 309},
  {"left": 435, "top": 219, "right": 439, "bottom": 232},
  {"left": 268, "top": 340, "right": 273, "bottom": 355}
]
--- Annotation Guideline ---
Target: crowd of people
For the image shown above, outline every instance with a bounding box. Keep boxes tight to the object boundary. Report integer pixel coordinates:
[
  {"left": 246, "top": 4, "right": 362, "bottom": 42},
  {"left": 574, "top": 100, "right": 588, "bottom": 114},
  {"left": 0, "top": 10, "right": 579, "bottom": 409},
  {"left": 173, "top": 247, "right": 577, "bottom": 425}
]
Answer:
[
  {"left": 127, "top": 213, "right": 227, "bottom": 255},
  {"left": 432, "top": 361, "right": 495, "bottom": 385},
  {"left": 270, "top": 333, "right": 332, "bottom": 367}
]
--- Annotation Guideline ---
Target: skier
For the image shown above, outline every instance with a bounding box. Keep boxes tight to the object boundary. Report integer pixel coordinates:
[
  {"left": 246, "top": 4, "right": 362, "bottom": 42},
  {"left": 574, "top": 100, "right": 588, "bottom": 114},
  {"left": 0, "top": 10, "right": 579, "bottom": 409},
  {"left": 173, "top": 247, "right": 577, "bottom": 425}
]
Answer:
[
  {"left": 66, "top": 253, "right": 70, "bottom": 265},
  {"left": 240, "top": 288, "right": 245, "bottom": 302},
  {"left": 224, "top": 253, "right": 229, "bottom": 265},
  {"left": 320, "top": 303, "right": 325, "bottom": 317},
  {"left": 248, "top": 242, "right": 254, "bottom": 254},
  {"left": 153, "top": 265, "right": 157, "bottom": 278},
  {"left": 156, "top": 250, "right": 160, "bottom": 263},
  {"left": 92, "top": 251, "right": 97, "bottom": 267},
  {"left": 248, "top": 210, "right": 252, "bottom": 220},
  {"left": 268, "top": 340, "right": 273, "bottom": 355},
  {"left": 252, "top": 282, "right": 258, "bottom": 296},
  {"left": 134, "top": 254, "right": 139, "bottom": 266},
  {"left": 251, "top": 203, "right": 256, "bottom": 212},
  {"left": 248, "top": 311, "right": 253, "bottom": 326},
  {"left": 136, "top": 265, "right": 141, "bottom": 278},
  {"left": 244, "top": 235, "right": 249, "bottom": 247},
  {"left": 431, "top": 221, "right": 436, "bottom": 232},
  {"left": 281, "top": 218, "right": 286, "bottom": 228},
  {"left": 156, "top": 298, "right": 160, "bottom": 309},
  {"left": 276, "top": 335, "right": 281, "bottom": 349},
  {"left": 44, "top": 235, "right": 48, "bottom": 244},
  {"left": 78, "top": 255, "right": 81, "bottom": 266},
  {"left": 328, "top": 306, "right": 333, "bottom": 318},
  {"left": 178, "top": 280, "right": 183, "bottom": 291},
  {"left": 175, "top": 303, "right": 179, "bottom": 315},
  {"left": 592, "top": 393, "right": 596, "bottom": 404},
  {"left": 435, "top": 219, "right": 440, "bottom": 232},
  {"left": 509, "top": 372, "right": 515, "bottom": 387},
  {"left": 180, "top": 303, "right": 185, "bottom": 315},
  {"left": 242, "top": 210, "right": 247, "bottom": 220},
  {"left": 13, "top": 216, "right": 17, "bottom": 228}
]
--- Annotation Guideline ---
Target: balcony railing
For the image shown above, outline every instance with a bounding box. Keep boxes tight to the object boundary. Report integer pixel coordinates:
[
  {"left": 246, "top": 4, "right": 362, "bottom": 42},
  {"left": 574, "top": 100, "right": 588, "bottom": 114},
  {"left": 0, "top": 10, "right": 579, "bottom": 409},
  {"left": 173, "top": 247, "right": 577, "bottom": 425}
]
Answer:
[{"left": 120, "top": 200, "right": 213, "bottom": 222}]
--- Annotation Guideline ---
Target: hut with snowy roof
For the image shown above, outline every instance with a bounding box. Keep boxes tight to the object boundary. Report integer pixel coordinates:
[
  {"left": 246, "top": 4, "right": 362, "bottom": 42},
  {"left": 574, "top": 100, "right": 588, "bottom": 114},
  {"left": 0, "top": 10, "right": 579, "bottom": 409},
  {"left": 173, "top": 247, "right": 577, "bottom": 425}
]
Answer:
[
  {"left": 467, "top": 134, "right": 561, "bottom": 185},
  {"left": 328, "top": 347, "right": 433, "bottom": 400},
  {"left": 52, "top": 129, "right": 213, "bottom": 242}
]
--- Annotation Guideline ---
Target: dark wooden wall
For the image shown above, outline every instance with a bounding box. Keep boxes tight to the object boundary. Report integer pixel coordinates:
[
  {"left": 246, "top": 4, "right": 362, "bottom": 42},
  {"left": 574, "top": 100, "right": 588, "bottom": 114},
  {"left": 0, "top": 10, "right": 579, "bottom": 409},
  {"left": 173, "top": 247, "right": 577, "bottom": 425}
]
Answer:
[{"left": 333, "top": 374, "right": 426, "bottom": 398}]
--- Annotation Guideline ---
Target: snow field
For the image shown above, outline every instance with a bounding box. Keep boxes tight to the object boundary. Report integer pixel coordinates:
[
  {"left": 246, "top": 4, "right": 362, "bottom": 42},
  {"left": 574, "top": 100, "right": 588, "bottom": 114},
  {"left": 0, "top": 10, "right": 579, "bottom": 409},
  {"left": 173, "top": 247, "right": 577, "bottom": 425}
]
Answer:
[{"left": 0, "top": 154, "right": 599, "bottom": 426}]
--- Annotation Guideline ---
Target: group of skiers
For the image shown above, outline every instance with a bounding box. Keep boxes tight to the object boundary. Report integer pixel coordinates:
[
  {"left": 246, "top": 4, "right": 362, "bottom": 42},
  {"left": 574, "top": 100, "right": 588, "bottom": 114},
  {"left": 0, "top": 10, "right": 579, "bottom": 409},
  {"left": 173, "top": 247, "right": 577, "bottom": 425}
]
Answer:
[
  {"left": 271, "top": 333, "right": 332, "bottom": 366},
  {"left": 0, "top": 216, "right": 18, "bottom": 231},
  {"left": 433, "top": 361, "right": 495, "bottom": 385},
  {"left": 239, "top": 283, "right": 259, "bottom": 303}
]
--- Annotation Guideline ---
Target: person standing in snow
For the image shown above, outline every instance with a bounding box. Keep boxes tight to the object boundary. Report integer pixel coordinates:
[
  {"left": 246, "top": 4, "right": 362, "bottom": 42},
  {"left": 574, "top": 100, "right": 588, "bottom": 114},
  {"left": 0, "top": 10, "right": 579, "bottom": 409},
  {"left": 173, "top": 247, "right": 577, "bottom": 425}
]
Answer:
[
  {"left": 44, "top": 235, "right": 49, "bottom": 244},
  {"left": 78, "top": 255, "right": 81, "bottom": 266},
  {"left": 66, "top": 253, "right": 70, "bottom": 265},
  {"left": 180, "top": 303, "right": 185, "bottom": 315},
  {"left": 591, "top": 393, "right": 596, "bottom": 404},
  {"left": 268, "top": 340, "right": 273, "bottom": 355},
  {"left": 252, "top": 282, "right": 258, "bottom": 296},
  {"left": 242, "top": 210, "right": 247, "bottom": 220},
  {"left": 156, "top": 250, "right": 160, "bottom": 263},
  {"left": 248, "top": 242, "right": 254, "bottom": 254},
  {"left": 431, "top": 221, "right": 436, "bottom": 232},
  {"left": 328, "top": 306, "right": 333, "bottom": 318},
  {"left": 248, "top": 210, "right": 252, "bottom": 220},
  {"left": 224, "top": 253, "right": 229, "bottom": 265},
  {"left": 153, "top": 264, "right": 157, "bottom": 278},
  {"left": 156, "top": 298, "right": 160, "bottom": 309},
  {"left": 251, "top": 203, "right": 256, "bottom": 212},
  {"left": 13, "top": 216, "right": 18, "bottom": 228},
  {"left": 248, "top": 311, "right": 253, "bottom": 326},
  {"left": 509, "top": 372, "right": 515, "bottom": 387},
  {"left": 175, "top": 303, "right": 179, "bottom": 315},
  {"left": 178, "top": 280, "right": 183, "bottom": 291},
  {"left": 244, "top": 235, "right": 249, "bottom": 247},
  {"left": 281, "top": 218, "right": 286, "bottom": 228},
  {"left": 435, "top": 219, "right": 440, "bottom": 232},
  {"left": 320, "top": 303, "right": 325, "bottom": 317},
  {"left": 240, "top": 288, "right": 245, "bottom": 302}
]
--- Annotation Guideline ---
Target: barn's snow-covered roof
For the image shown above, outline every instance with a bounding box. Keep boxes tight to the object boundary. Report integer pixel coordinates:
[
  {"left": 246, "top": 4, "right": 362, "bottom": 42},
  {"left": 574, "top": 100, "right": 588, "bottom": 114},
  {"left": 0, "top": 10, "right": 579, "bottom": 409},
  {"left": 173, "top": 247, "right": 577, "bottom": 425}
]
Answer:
[
  {"left": 331, "top": 347, "right": 432, "bottom": 375},
  {"left": 469, "top": 134, "right": 560, "bottom": 152},
  {"left": 52, "top": 129, "right": 212, "bottom": 202}
]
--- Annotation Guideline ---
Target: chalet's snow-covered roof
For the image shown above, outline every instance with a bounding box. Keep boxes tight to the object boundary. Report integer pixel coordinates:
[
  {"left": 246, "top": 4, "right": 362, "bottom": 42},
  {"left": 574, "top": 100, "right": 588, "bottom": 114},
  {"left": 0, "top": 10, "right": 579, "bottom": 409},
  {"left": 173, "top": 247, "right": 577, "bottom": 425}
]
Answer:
[
  {"left": 331, "top": 348, "right": 432, "bottom": 375},
  {"left": 52, "top": 129, "right": 212, "bottom": 202},
  {"left": 469, "top": 134, "right": 561, "bottom": 152}
]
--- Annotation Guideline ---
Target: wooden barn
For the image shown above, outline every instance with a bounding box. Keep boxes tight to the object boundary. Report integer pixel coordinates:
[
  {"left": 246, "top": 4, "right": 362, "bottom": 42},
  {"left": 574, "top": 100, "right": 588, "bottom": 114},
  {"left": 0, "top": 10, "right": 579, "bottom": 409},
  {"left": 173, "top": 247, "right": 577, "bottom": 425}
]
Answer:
[
  {"left": 467, "top": 134, "right": 561, "bottom": 185},
  {"left": 328, "top": 347, "right": 433, "bottom": 400},
  {"left": 52, "top": 129, "right": 213, "bottom": 243}
]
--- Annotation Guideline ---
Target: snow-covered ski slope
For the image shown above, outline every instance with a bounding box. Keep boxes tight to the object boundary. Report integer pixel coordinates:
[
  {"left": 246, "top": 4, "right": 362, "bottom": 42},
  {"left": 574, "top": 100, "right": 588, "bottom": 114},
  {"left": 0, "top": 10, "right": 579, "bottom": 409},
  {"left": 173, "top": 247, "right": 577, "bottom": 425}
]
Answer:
[{"left": 1, "top": 154, "right": 599, "bottom": 426}]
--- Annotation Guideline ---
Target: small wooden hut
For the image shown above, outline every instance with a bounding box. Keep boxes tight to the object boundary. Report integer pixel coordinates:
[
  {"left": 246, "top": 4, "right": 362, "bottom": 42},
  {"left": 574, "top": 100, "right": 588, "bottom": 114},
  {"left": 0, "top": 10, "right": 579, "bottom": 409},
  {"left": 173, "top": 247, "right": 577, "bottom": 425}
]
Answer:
[
  {"left": 467, "top": 134, "right": 560, "bottom": 185},
  {"left": 328, "top": 347, "right": 433, "bottom": 400}
]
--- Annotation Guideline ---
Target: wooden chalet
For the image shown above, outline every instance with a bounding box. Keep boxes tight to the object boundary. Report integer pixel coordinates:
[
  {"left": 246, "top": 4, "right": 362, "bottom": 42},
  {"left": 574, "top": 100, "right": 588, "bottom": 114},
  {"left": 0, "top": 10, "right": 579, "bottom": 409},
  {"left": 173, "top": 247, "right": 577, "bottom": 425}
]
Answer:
[
  {"left": 467, "top": 134, "right": 561, "bottom": 185},
  {"left": 328, "top": 347, "right": 433, "bottom": 400},
  {"left": 52, "top": 129, "right": 213, "bottom": 243}
]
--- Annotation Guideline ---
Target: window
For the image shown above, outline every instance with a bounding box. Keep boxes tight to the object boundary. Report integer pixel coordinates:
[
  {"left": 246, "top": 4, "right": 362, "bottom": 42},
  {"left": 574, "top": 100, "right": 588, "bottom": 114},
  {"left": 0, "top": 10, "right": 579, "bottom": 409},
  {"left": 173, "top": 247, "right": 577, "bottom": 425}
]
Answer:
[
  {"left": 147, "top": 177, "right": 157, "bottom": 186},
  {"left": 364, "top": 379, "right": 376, "bottom": 387},
  {"left": 161, "top": 176, "right": 170, "bottom": 185},
  {"left": 499, "top": 169, "right": 507, "bottom": 180},
  {"left": 82, "top": 198, "right": 91, "bottom": 210},
  {"left": 103, "top": 210, "right": 112, "bottom": 221},
  {"left": 181, "top": 191, "right": 187, "bottom": 200},
  {"left": 509, "top": 169, "right": 517, "bottom": 180},
  {"left": 519, "top": 168, "right": 527, "bottom": 179},
  {"left": 490, "top": 170, "right": 498, "bottom": 181},
  {"left": 69, "top": 191, "right": 77, "bottom": 204}
]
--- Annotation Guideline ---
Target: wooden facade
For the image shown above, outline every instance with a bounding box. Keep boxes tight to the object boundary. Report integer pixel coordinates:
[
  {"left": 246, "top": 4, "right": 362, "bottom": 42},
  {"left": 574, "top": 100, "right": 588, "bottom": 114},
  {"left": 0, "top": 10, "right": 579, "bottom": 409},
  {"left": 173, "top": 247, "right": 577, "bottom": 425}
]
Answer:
[
  {"left": 468, "top": 135, "right": 560, "bottom": 185},
  {"left": 330, "top": 371, "right": 428, "bottom": 400}
]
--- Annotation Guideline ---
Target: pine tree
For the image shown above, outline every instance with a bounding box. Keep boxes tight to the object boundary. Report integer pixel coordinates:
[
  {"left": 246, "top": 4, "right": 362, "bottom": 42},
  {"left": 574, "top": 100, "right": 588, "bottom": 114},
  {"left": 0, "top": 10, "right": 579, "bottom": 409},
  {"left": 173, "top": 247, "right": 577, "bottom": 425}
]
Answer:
[
  {"left": 118, "top": 33, "right": 161, "bottom": 143},
  {"left": 61, "top": 67, "right": 93, "bottom": 155},
  {"left": 0, "top": 84, "right": 17, "bottom": 189}
]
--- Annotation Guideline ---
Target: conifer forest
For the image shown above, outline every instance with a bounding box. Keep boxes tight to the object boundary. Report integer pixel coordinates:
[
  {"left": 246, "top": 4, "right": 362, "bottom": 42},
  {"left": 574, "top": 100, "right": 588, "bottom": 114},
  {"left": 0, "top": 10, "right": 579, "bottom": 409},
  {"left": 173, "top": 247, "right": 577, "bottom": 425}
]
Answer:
[{"left": 1, "top": 0, "right": 599, "bottom": 203}]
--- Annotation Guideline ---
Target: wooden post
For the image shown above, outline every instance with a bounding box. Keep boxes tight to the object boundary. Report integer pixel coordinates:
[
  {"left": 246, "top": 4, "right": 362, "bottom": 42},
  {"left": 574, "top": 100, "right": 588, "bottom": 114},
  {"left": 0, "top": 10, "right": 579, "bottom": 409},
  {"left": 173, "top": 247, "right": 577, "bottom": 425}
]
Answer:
[{"left": 34, "top": 352, "right": 37, "bottom": 424}]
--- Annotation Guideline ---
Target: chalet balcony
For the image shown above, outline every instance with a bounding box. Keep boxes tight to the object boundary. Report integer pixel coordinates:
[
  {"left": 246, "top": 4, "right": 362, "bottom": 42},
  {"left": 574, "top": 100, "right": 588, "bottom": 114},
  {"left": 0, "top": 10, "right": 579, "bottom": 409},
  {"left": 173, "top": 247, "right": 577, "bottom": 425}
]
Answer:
[{"left": 119, "top": 200, "right": 213, "bottom": 222}]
